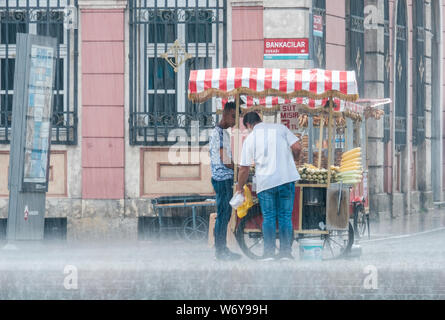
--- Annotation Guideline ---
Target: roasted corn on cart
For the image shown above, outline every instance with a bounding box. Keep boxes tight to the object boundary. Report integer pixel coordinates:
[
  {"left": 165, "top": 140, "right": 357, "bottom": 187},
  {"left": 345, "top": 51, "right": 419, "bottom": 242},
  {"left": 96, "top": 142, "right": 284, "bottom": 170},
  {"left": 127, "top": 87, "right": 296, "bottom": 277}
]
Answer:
[{"left": 188, "top": 68, "right": 386, "bottom": 259}]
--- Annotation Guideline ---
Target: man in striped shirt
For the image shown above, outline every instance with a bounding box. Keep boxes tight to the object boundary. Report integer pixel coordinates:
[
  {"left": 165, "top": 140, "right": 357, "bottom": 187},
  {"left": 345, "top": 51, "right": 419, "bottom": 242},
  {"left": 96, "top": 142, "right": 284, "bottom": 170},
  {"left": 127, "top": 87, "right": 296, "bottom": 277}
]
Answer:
[{"left": 209, "top": 102, "right": 242, "bottom": 261}]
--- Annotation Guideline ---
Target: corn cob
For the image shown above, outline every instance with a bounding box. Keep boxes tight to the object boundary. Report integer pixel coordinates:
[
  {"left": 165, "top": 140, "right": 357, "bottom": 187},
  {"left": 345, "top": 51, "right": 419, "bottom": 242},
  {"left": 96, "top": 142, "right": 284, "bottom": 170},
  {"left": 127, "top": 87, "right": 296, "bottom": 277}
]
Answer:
[
  {"left": 342, "top": 147, "right": 361, "bottom": 157},
  {"left": 341, "top": 152, "right": 362, "bottom": 162}
]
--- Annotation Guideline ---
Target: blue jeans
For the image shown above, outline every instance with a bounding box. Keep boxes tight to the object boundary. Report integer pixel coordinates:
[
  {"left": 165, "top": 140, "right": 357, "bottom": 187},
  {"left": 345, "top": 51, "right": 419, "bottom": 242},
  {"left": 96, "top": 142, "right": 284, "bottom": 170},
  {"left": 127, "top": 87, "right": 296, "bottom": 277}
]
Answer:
[
  {"left": 257, "top": 182, "right": 295, "bottom": 256},
  {"left": 211, "top": 178, "right": 233, "bottom": 253}
]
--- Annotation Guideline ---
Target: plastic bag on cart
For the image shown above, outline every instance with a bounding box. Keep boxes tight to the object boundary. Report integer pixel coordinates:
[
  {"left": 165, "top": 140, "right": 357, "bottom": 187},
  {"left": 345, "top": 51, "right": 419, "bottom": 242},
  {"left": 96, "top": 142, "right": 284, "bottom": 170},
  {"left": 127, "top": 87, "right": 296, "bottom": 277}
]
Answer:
[
  {"left": 236, "top": 185, "right": 254, "bottom": 219},
  {"left": 229, "top": 192, "right": 244, "bottom": 209}
]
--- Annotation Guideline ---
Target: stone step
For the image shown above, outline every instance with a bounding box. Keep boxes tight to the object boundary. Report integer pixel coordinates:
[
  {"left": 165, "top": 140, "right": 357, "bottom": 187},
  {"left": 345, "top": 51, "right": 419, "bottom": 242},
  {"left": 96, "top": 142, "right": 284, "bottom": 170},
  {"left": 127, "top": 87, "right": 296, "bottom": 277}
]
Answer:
[{"left": 433, "top": 202, "right": 445, "bottom": 209}]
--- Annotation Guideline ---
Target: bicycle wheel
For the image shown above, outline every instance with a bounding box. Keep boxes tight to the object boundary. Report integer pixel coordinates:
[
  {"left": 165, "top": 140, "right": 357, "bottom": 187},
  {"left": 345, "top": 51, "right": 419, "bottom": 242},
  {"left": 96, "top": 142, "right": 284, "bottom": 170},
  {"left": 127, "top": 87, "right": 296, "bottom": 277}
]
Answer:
[
  {"left": 235, "top": 204, "right": 284, "bottom": 260},
  {"left": 322, "top": 221, "right": 354, "bottom": 260},
  {"left": 353, "top": 205, "right": 367, "bottom": 239},
  {"left": 182, "top": 216, "right": 208, "bottom": 242},
  {"left": 235, "top": 204, "right": 264, "bottom": 259}
]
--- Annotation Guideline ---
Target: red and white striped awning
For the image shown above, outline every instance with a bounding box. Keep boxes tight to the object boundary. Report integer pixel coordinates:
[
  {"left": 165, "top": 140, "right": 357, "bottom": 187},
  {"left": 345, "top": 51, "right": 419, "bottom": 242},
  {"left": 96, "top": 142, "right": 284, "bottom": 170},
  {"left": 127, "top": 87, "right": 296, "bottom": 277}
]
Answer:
[{"left": 188, "top": 68, "right": 359, "bottom": 110}]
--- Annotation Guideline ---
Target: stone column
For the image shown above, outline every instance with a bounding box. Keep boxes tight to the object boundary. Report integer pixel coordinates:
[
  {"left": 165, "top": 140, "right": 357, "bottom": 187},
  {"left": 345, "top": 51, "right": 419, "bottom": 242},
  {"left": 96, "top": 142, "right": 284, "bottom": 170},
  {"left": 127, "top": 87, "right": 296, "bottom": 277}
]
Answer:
[
  {"left": 416, "top": 0, "right": 434, "bottom": 210},
  {"left": 263, "top": 0, "right": 312, "bottom": 69},
  {"left": 364, "top": 0, "right": 391, "bottom": 218},
  {"left": 397, "top": 0, "right": 411, "bottom": 216},
  {"left": 430, "top": 0, "right": 444, "bottom": 203}
]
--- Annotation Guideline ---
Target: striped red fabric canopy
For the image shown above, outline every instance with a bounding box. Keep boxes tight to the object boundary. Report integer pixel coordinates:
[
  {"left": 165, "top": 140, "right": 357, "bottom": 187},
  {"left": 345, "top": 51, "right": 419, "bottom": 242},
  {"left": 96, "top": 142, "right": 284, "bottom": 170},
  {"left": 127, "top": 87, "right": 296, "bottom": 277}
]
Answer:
[{"left": 188, "top": 68, "right": 359, "bottom": 111}]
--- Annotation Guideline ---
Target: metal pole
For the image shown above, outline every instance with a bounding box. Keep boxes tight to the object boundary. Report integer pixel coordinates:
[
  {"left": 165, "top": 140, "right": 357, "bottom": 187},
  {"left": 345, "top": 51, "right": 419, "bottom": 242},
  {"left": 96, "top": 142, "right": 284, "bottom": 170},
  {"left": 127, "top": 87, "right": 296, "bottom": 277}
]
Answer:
[
  {"left": 317, "top": 116, "right": 324, "bottom": 168},
  {"left": 234, "top": 94, "right": 240, "bottom": 181},
  {"left": 309, "top": 10, "right": 315, "bottom": 69},
  {"left": 327, "top": 97, "right": 334, "bottom": 188},
  {"left": 192, "top": 206, "right": 197, "bottom": 231},
  {"left": 308, "top": 116, "right": 314, "bottom": 164},
  {"left": 367, "top": 214, "right": 370, "bottom": 239},
  {"left": 158, "top": 207, "right": 164, "bottom": 240},
  {"left": 229, "top": 94, "right": 241, "bottom": 233},
  {"left": 365, "top": 119, "right": 369, "bottom": 173}
]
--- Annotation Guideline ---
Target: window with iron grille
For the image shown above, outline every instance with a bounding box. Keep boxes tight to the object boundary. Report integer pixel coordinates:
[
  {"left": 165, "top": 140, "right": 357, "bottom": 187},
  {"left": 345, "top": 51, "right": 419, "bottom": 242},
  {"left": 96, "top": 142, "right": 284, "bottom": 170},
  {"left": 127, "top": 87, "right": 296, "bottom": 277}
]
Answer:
[
  {"left": 412, "top": 0, "right": 425, "bottom": 146},
  {"left": 347, "top": 0, "right": 365, "bottom": 97},
  {"left": 395, "top": 0, "right": 407, "bottom": 149},
  {"left": 0, "top": 0, "right": 78, "bottom": 145},
  {"left": 129, "top": 0, "right": 227, "bottom": 146},
  {"left": 383, "top": 0, "right": 390, "bottom": 143},
  {"left": 312, "top": 0, "right": 325, "bottom": 69}
]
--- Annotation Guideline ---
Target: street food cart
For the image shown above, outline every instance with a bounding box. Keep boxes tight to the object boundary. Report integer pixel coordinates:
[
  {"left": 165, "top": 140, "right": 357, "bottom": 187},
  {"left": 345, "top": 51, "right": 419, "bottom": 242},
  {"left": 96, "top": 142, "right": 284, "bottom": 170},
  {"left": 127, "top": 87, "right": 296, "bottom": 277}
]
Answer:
[
  {"left": 341, "top": 98, "right": 390, "bottom": 239},
  {"left": 188, "top": 68, "right": 386, "bottom": 259},
  {"left": 283, "top": 97, "right": 390, "bottom": 241}
]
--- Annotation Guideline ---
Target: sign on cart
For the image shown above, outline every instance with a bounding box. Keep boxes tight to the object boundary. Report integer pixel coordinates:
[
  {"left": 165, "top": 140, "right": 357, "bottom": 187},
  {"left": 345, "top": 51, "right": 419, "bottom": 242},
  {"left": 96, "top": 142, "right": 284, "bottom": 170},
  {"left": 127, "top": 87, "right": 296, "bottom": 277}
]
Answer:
[{"left": 280, "top": 104, "right": 300, "bottom": 132}]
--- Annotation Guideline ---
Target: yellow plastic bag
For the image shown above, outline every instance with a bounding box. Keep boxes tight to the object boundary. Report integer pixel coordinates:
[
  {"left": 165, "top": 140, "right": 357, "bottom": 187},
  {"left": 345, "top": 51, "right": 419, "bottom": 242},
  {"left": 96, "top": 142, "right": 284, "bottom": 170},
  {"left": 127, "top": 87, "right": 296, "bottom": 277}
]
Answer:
[{"left": 236, "top": 185, "right": 253, "bottom": 218}]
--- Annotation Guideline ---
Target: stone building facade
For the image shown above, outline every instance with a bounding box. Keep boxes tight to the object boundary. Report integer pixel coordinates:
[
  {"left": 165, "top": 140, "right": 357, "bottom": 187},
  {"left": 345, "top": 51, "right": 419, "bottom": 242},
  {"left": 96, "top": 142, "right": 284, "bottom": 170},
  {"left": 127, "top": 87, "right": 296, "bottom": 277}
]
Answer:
[{"left": 0, "top": 0, "right": 443, "bottom": 239}]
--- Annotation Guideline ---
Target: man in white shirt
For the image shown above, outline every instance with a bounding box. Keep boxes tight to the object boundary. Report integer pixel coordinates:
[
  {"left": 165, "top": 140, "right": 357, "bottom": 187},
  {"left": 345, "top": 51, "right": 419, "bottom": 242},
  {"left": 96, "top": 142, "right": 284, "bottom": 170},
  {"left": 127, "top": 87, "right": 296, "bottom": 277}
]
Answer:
[{"left": 236, "top": 112, "right": 301, "bottom": 261}]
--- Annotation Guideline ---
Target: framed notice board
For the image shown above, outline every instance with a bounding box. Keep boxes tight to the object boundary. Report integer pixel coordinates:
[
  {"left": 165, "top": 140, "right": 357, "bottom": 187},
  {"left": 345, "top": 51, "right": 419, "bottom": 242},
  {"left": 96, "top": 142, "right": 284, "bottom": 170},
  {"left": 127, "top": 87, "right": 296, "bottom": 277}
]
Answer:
[{"left": 22, "top": 45, "right": 55, "bottom": 191}]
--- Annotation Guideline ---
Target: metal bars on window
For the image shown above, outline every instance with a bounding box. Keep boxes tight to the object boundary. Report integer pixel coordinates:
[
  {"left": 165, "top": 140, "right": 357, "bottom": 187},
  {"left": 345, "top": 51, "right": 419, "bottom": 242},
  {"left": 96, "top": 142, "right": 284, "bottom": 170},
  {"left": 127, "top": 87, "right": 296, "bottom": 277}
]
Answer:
[
  {"left": 347, "top": 0, "right": 365, "bottom": 96},
  {"left": 395, "top": 0, "right": 407, "bottom": 149},
  {"left": 0, "top": 0, "right": 78, "bottom": 145},
  {"left": 412, "top": 0, "right": 425, "bottom": 145},
  {"left": 128, "top": 0, "right": 227, "bottom": 146}
]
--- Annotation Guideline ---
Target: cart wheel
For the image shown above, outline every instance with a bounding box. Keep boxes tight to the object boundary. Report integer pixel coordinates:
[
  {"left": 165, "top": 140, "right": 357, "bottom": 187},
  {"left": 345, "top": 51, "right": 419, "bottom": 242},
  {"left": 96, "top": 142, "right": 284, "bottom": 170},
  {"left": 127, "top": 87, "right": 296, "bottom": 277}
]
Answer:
[
  {"left": 353, "top": 205, "right": 367, "bottom": 239},
  {"left": 182, "top": 216, "right": 208, "bottom": 242},
  {"left": 235, "top": 204, "right": 284, "bottom": 260},
  {"left": 148, "top": 218, "right": 182, "bottom": 240},
  {"left": 322, "top": 221, "right": 354, "bottom": 260}
]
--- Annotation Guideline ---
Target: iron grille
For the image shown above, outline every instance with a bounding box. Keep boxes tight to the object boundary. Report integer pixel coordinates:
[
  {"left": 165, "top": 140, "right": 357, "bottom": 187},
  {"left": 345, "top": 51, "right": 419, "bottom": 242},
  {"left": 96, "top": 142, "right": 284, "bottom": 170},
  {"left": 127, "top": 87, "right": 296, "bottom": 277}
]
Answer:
[
  {"left": 347, "top": 0, "right": 365, "bottom": 96},
  {"left": 412, "top": 0, "right": 425, "bottom": 145},
  {"left": 128, "top": 0, "right": 227, "bottom": 146},
  {"left": 0, "top": 0, "right": 78, "bottom": 145},
  {"left": 312, "top": 0, "right": 325, "bottom": 69},
  {"left": 395, "top": 0, "right": 407, "bottom": 148}
]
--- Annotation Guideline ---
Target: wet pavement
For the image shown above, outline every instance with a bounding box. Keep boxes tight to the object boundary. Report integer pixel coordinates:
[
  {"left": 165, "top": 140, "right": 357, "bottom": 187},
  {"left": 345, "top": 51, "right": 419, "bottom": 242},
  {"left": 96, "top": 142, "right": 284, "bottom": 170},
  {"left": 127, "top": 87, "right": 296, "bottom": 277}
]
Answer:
[
  {"left": 0, "top": 209, "right": 444, "bottom": 300},
  {"left": 366, "top": 208, "right": 445, "bottom": 240}
]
